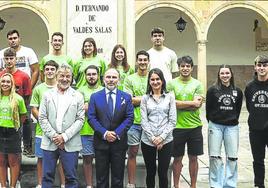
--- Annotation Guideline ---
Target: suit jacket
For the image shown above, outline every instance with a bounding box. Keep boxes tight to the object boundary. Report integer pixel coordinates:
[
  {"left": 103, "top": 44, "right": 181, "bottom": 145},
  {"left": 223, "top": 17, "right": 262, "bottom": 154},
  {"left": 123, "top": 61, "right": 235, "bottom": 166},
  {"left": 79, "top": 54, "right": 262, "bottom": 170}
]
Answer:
[
  {"left": 88, "top": 88, "right": 134, "bottom": 150},
  {"left": 39, "top": 87, "right": 85, "bottom": 152}
]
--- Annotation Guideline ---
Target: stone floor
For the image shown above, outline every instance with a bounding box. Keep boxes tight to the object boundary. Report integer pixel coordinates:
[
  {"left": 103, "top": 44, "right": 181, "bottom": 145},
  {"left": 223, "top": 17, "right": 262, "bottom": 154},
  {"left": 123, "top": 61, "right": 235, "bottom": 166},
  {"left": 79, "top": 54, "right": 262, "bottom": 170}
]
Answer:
[{"left": 16, "top": 103, "right": 268, "bottom": 187}]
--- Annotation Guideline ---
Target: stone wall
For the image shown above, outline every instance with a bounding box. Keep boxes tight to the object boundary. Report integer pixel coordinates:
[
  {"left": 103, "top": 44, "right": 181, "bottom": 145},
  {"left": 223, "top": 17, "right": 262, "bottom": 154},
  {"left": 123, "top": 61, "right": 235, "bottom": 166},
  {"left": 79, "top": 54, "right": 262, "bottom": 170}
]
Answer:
[{"left": 192, "top": 65, "right": 254, "bottom": 91}]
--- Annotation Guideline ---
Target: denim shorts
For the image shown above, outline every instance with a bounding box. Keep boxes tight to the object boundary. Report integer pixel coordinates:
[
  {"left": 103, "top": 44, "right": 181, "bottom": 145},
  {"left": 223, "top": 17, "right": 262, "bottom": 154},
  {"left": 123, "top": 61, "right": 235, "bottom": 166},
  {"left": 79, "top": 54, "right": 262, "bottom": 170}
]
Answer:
[
  {"left": 80, "top": 135, "right": 94, "bottom": 156},
  {"left": 35, "top": 137, "right": 43, "bottom": 158},
  {"left": 127, "top": 124, "right": 142, "bottom": 146},
  {"left": 0, "top": 127, "right": 21, "bottom": 154}
]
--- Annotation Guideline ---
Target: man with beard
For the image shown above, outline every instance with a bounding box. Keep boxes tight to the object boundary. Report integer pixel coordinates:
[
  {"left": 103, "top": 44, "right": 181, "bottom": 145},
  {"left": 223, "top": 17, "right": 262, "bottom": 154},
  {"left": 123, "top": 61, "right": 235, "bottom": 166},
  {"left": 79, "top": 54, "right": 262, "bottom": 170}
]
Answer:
[
  {"left": 123, "top": 50, "right": 149, "bottom": 188},
  {"left": 167, "top": 56, "right": 204, "bottom": 188},
  {"left": 40, "top": 32, "right": 73, "bottom": 82},
  {"left": 78, "top": 65, "right": 103, "bottom": 188},
  {"left": 39, "top": 64, "right": 84, "bottom": 187},
  {"left": 245, "top": 55, "right": 268, "bottom": 188},
  {"left": 88, "top": 68, "right": 134, "bottom": 188},
  {"left": 147, "top": 27, "right": 178, "bottom": 83}
]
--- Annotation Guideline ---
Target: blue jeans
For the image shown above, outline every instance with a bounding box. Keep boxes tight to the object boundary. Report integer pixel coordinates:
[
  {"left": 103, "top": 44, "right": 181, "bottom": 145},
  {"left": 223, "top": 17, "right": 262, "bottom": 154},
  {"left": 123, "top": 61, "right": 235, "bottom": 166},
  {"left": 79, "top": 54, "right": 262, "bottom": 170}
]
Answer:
[
  {"left": 208, "top": 122, "right": 239, "bottom": 188},
  {"left": 42, "top": 149, "right": 79, "bottom": 188}
]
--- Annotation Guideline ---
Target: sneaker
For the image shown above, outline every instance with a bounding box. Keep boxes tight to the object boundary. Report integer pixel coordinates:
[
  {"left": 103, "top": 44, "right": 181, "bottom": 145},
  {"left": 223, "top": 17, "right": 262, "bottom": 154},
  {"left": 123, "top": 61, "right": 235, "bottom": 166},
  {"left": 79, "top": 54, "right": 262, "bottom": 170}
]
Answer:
[
  {"left": 23, "top": 147, "right": 35, "bottom": 158},
  {"left": 35, "top": 185, "right": 41, "bottom": 188},
  {"left": 16, "top": 180, "right": 21, "bottom": 188}
]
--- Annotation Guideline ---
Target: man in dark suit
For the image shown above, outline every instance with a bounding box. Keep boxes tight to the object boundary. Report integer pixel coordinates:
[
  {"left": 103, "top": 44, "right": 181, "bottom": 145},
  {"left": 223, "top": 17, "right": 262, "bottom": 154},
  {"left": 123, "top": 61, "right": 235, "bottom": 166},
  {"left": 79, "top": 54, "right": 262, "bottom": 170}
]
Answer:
[{"left": 88, "top": 68, "right": 134, "bottom": 188}]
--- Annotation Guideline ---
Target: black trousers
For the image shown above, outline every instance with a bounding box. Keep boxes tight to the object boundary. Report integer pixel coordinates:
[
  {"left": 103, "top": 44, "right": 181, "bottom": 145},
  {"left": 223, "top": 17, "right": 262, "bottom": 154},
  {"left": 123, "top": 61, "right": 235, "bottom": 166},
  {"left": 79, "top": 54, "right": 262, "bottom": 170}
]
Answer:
[
  {"left": 95, "top": 148, "right": 126, "bottom": 188},
  {"left": 249, "top": 129, "right": 268, "bottom": 187},
  {"left": 141, "top": 141, "right": 172, "bottom": 188}
]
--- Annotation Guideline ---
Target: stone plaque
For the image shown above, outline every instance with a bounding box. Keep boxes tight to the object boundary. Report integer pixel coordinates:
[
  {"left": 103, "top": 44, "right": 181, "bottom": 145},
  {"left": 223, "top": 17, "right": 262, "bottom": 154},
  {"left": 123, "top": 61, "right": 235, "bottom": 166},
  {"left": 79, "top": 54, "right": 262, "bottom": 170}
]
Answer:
[{"left": 67, "top": 0, "right": 117, "bottom": 60}]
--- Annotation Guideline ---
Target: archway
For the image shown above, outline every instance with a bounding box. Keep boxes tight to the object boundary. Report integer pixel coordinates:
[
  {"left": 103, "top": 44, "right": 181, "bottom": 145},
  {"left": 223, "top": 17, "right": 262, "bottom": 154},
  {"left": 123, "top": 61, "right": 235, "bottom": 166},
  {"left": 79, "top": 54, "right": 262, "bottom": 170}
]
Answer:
[
  {"left": 135, "top": 3, "right": 200, "bottom": 73},
  {"left": 206, "top": 7, "right": 268, "bottom": 89},
  {"left": 0, "top": 7, "right": 49, "bottom": 60}
]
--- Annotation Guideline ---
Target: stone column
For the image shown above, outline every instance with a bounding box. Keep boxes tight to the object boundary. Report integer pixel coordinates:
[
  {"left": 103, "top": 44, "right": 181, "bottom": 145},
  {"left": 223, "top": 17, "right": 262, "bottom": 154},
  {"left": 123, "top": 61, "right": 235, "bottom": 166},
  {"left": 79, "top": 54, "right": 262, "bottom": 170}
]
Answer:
[
  {"left": 196, "top": 39, "right": 207, "bottom": 90},
  {"left": 117, "top": 0, "right": 135, "bottom": 67}
]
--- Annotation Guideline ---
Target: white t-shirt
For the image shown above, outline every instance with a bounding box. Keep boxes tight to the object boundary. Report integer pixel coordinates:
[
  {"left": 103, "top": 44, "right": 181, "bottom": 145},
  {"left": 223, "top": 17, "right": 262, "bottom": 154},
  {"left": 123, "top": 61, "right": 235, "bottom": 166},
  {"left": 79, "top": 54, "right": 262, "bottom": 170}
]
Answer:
[
  {"left": 0, "top": 45, "right": 38, "bottom": 78},
  {"left": 147, "top": 47, "right": 178, "bottom": 82}
]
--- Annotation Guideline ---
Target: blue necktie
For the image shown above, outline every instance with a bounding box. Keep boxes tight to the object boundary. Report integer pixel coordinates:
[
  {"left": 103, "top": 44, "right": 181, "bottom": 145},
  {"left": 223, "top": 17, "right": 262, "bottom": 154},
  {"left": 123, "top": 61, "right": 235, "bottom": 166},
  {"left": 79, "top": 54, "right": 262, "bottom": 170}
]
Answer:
[{"left": 108, "top": 91, "right": 114, "bottom": 115}]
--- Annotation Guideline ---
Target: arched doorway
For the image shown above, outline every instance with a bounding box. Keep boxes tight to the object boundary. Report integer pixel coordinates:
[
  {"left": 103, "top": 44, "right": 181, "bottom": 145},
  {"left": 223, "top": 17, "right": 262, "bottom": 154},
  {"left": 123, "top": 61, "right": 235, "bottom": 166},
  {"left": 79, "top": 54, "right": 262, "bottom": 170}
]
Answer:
[
  {"left": 136, "top": 5, "right": 199, "bottom": 76},
  {"left": 207, "top": 7, "right": 268, "bottom": 89},
  {"left": 0, "top": 7, "right": 49, "bottom": 61}
]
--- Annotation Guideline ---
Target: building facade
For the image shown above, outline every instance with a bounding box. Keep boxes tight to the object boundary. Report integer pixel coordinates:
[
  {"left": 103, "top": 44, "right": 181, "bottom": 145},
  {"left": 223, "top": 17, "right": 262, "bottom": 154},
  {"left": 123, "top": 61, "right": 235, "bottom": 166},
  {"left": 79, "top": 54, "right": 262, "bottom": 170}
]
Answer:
[{"left": 0, "top": 0, "right": 267, "bottom": 89}]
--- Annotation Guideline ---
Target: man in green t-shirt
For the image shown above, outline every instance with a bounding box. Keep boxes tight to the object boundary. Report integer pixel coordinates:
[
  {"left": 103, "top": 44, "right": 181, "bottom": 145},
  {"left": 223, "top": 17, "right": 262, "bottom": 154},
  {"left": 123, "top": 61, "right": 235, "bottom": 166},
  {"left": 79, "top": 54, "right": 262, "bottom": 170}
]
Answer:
[
  {"left": 78, "top": 65, "right": 103, "bottom": 188},
  {"left": 167, "top": 56, "right": 204, "bottom": 188},
  {"left": 39, "top": 32, "right": 73, "bottom": 82},
  {"left": 123, "top": 50, "right": 149, "bottom": 188},
  {"left": 30, "top": 60, "right": 65, "bottom": 188}
]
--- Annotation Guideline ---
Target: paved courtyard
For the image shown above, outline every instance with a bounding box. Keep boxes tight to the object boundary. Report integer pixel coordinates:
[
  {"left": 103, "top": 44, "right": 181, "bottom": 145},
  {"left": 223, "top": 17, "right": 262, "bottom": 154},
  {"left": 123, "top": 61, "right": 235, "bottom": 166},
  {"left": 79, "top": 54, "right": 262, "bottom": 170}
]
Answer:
[
  {"left": 177, "top": 103, "right": 268, "bottom": 188},
  {"left": 18, "top": 103, "right": 268, "bottom": 188}
]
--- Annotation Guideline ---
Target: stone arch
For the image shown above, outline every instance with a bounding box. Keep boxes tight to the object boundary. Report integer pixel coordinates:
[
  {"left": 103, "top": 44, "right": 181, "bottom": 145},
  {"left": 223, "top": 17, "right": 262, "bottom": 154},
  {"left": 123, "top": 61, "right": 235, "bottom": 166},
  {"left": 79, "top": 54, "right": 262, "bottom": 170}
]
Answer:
[
  {"left": 205, "top": 2, "right": 268, "bottom": 39},
  {"left": 0, "top": 2, "right": 50, "bottom": 59},
  {"left": 135, "top": 1, "right": 201, "bottom": 39},
  {"left": 0, "top": 2, "right": 49, "bottom": 32}
]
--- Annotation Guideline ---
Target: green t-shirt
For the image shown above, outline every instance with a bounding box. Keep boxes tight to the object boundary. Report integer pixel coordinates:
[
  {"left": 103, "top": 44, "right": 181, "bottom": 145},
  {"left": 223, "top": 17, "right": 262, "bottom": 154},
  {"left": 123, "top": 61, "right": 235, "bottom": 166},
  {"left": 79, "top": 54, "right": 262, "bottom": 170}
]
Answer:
[
  {"left": 167, "top": 77, "right": 204, "bottom": 129},
  {"left": 116, "top": 66, "right": 134, "bottom": 90},
  {"left": 40, "top": 54, "right": 74, "bottom": 71},
  {"left": 30, "top": 83, "right": 55, "bottom": 136},
  {"left": 73, "top": 56, "right": 107, "bottom": 89},
  {"left": 0, "top": 94, "right": 27, "bottom": 128},
  {"left": 78, "top": 84, "right": 103, "bottom": 135},
  {"left": 124, "top": 73, "right": 148, "bottom": 124}
]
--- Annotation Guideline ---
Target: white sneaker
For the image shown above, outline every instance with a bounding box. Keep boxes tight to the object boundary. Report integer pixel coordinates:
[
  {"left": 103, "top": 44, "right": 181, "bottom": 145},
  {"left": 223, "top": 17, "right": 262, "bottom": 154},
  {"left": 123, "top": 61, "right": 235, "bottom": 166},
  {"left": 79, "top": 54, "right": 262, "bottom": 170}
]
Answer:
[
  {"left": 35, "top": 185, "right": 42, "bottom": 188},
  {"left": 16, "top": 180, "right": 21, "bottom": 188},
  {"left": 60, "top": 185, "right": 65, "bottom": 188}
]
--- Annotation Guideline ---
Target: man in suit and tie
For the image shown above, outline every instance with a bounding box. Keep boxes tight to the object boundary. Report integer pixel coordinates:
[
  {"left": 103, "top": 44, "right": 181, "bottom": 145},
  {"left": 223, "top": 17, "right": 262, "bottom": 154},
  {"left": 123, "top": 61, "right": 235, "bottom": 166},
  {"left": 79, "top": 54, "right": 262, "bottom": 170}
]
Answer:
[
  {"left": 88, "top": 68, "right": 134, "bottom": 188},
  {"left": 39, "top": 64, "right": 85, "bottom": 188}
]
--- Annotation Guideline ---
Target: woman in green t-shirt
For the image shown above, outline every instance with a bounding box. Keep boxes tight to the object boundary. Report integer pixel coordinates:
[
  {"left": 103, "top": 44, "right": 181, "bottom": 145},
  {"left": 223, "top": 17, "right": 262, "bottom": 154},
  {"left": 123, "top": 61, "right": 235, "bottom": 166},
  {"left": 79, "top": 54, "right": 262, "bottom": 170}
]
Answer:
[
  {"left": 73, "top": 37, "right": 107, "bottom": 89},
  {"left": 0, "top": 73, "right": 27, "bottom": 188},
  {"left": 108, "top": 44, "right": 134, "bottom": 90}
]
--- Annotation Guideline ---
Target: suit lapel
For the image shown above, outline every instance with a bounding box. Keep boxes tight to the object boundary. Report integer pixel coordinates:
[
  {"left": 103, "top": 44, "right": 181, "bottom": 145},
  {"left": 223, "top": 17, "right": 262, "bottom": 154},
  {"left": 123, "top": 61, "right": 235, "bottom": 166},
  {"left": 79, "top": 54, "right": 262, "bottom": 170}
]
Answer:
[
  {"left": 100, "top": 89, "right": 112, "bottom": 119},
  {"left": 51, "top": 88, "right": 58, "bottom": 110},
  {"left": 114, "top": 90, "right": 122, "bottom": 116},
  {"left": 62, "top": 89, "right": 74, "bottom": 117}
]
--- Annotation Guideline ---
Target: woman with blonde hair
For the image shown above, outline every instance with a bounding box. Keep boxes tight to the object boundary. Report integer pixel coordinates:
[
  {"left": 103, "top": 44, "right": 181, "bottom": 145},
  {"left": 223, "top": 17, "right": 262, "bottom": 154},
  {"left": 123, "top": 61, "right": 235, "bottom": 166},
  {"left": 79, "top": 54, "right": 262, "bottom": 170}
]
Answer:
[{"left": 0, "top": 73, "right": 27, "bottom": 188}]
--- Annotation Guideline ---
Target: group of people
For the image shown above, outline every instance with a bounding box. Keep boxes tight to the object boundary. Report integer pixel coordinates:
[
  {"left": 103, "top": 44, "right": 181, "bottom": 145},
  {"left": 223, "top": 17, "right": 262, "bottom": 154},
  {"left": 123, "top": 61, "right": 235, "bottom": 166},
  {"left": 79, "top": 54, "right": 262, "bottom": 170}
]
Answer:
[{"left": 0, "top": 26, "right": 266, "bottom": 188}]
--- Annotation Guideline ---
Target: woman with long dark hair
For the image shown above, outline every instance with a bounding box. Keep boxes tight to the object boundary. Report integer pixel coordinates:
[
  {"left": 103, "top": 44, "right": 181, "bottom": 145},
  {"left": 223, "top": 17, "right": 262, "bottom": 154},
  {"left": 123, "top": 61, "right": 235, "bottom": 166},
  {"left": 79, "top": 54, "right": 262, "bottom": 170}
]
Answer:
[
  {"left": 0, "top": 73, "right": 27, "bottom": 188},
  {"left": 108, "top": 44, "right": 134, "bottom": 90},
  {"left": 74, "top": 37, "right": 107, "bottom": 88},
  {"left": 206, "top": 64, "right": 243, "bottom": 188},
  {"left": 140, "top": 68, "right": 176, "bottom": 188}
]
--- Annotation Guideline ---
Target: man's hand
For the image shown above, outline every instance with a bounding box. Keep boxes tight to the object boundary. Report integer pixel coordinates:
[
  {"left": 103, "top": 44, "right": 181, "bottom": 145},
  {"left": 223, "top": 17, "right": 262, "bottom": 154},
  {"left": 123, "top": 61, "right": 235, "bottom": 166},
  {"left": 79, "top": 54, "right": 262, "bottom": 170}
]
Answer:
[
  {"left": 52, "top": 134, "right": 65, "bottom": 148},
  {"left": 193, "top": 96, "right": 202, "bottom": 108},
  {"left": 105, "top": 131, "right": 117, "bottom": 142}
]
